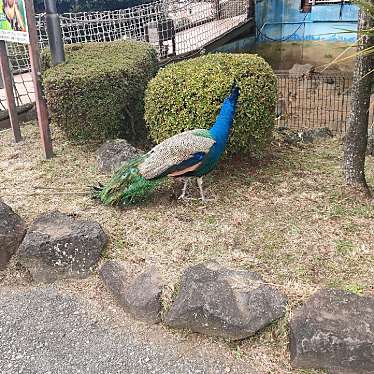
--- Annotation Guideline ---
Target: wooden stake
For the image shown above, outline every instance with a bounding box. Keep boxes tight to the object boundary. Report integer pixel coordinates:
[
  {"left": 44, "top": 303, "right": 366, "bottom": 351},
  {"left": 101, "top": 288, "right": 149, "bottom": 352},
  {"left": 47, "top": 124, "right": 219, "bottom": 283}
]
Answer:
[
  {"left": 25, "top": 0, "right": 53, "bottom": 159},
  {"left": 0, "top": 40, "right": 22, "bottom": 143}
]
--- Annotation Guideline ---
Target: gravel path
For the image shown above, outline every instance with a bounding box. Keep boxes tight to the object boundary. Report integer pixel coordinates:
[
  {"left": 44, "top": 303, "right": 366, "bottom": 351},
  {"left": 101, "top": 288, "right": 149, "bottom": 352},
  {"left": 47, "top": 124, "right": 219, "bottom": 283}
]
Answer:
[{"left": 0, "top": 287, "right": 257, "bottom": 374}]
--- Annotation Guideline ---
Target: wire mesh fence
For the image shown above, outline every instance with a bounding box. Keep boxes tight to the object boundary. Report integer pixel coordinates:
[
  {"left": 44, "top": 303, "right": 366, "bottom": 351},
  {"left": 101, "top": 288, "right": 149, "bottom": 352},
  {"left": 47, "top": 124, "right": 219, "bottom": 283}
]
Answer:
[
  {"left": 276, "top": 71, "right": 374, "bottom": 135},
  {"left": 0, "top": 43, "right": 34, "bottom": 111},
  {"left": 37, "top": 0, "right": 251, "bottom": 58}
]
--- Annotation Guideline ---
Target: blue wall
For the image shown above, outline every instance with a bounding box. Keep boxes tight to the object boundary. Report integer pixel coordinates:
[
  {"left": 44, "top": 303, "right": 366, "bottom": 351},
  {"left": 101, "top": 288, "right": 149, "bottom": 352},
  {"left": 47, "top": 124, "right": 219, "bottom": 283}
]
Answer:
[{"left": 256, "top": 0, "right": 359, "bottom": 43}]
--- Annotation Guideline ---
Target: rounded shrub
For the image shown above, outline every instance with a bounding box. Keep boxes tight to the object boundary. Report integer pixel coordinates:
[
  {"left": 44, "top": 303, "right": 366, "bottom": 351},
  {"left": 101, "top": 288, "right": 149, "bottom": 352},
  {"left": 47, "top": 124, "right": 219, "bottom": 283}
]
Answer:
[
  {"left": 144, "top": 53, "right": 277, "bottom": 154},
  {"left": 42, "top": 40, "right": 159, "bottom": 141}
]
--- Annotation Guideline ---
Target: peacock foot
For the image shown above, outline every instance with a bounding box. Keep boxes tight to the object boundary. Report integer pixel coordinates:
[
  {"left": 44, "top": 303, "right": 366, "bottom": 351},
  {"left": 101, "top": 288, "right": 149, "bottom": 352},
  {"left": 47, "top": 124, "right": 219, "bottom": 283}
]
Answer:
[{"left": 178, "top": 195, "right": 215, "bottom": 203}]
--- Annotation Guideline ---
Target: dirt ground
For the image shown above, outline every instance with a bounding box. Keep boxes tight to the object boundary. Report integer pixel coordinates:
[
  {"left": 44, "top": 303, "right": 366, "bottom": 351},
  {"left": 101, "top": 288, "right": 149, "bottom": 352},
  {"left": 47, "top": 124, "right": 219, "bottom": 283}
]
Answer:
[
  {"left": 1, "top": 123, "right": 373, "bottom": 374},
  {"left": 254, "top": 41, "right": 356, "bottom": 72}
]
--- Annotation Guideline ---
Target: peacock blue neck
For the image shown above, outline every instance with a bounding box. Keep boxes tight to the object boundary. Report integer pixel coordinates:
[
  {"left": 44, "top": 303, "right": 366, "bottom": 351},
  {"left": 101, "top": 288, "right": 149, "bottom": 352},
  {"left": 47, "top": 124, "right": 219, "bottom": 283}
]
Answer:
[
  {"left": 209, "top": 90, "right": 239, "bottom": 148},
  {"left": 192, "top": 88, "right": 240, "bottom": 177}
]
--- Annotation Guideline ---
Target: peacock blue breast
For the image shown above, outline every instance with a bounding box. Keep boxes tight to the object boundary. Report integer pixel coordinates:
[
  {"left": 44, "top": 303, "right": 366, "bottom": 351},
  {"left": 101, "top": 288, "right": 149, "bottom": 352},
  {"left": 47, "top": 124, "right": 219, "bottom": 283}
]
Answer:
[{"left": 188, "top": 141, "right": 224, "bottom": 177}]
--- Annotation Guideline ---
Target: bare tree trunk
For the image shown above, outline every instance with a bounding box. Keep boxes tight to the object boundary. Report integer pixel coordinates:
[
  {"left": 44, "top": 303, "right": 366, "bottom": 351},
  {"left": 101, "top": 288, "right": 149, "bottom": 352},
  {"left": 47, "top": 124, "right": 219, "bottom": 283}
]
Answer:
[{"left": 343, "top": 8, "right": 373, "bottom": 194}]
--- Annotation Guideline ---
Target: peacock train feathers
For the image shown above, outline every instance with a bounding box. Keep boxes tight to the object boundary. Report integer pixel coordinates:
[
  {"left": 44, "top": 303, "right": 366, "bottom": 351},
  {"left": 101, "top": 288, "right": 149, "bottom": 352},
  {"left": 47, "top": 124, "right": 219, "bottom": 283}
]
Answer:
[{"left": 94, "top": 82, "right": 240, "bottom": 206}]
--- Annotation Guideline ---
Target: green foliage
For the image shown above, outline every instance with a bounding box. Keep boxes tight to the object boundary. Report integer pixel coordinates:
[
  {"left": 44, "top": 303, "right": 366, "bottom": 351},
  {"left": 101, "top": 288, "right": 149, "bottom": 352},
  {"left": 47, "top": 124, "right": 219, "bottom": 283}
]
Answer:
[
  {"left": 354, "top": 0, "right": 374, "bottom": 19},
  {"left": 334, "top": 239, "right": 355, "bottom": 255},
  {"left": 345, "top": 284, "right": 364, "bottom": 295},
  {"left": 42, "top": 40, "right": 159, "bottom": 141},
  {"left": 144, "top": 53, "right": 277, "bottom": 155}
]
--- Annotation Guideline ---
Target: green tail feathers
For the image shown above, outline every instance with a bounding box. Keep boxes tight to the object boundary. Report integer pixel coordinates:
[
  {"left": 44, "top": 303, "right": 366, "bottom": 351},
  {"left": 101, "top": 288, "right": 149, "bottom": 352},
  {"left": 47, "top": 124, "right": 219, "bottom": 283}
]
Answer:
[{"left": 93, "top": 156, "right": 161, "bottom": 206}]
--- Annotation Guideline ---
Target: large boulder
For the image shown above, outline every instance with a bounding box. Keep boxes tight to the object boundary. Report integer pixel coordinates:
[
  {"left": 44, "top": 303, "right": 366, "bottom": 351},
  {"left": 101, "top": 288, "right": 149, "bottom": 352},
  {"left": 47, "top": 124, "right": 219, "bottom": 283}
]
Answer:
[
  {"left": 96, "top": 139, "right": 143, "bottom": 173},
  {"left": 0, "top": 201, "right": 26, "bottom": 270},
  {"left": 124, "top": 267, "right": 164, "bottom": 324},
  {"left": 100, "top": 261, "right": 164, "bottom": 324},
  {"left": 290, "top": 288, "right": 374, "bottom": 373},
  {"left": 165, "top": 261, "right": 287, "bottom": 340},
  {"left": 17, "top": 211, "right": 107, "bottom": 283}
]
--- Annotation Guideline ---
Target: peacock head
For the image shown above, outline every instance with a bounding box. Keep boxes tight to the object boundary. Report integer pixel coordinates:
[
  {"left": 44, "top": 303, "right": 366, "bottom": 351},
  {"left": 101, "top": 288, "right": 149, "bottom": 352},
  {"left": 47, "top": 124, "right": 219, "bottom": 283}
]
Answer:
[{"left": 229, "top": 80, "right": 240, "bottom": 102}]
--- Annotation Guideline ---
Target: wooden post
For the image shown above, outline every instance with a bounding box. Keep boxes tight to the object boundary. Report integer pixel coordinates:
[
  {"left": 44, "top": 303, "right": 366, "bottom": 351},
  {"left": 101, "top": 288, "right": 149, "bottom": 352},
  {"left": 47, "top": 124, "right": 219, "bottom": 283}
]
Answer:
[
  {"left": 214, "top": 0, "right": 221, "bottom": 20},
  {"left": 25, "top": 0, "right": 53, "bottom": 159},
  {"left": 0, "top": 41, "right": 22, "bottom": 142}
]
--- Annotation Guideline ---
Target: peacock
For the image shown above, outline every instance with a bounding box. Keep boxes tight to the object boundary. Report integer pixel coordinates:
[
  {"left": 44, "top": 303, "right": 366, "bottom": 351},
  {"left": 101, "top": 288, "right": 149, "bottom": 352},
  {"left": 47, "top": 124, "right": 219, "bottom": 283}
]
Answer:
[{"left": 95, "top": 82, "right": 240, "bottom": 206}]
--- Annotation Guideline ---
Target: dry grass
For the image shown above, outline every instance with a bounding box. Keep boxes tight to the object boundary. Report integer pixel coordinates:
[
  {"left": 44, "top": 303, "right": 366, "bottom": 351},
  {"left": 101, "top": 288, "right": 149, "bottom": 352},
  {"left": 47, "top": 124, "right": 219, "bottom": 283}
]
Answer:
[{"left": 1, "top": 123, "right": 373, "bottom": 374}]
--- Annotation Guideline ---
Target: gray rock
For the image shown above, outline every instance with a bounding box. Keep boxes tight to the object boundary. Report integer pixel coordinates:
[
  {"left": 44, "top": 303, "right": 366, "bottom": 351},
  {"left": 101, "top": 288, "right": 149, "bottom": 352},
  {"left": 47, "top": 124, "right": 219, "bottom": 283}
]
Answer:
[
  {"left": 100, "top": 261, "right": 163, "bottom": 324},
  {"left": 165, "top": 261, "right": 287, "bottom": 340},
  {"left": 99, "top": 260, "right": 128, "bottom": 301},
  {"left": 275, "top": 127, "right": 333, "bottom": 145},
  {"left": 275, "top": 127, "right": 301, "bottom": 145},
  {"left": 0, "top": 201, "right": 26, "bottom": 270},
  {"left": 290, "top": 288, "right": 374, "bottom": 373},
  {"left": 300, "top": 127, "right": 333, "bottom": 143},
  {"left": 17, "top": 211, "right": 107, "bottom": 283},
  {"left": 124, "top": 267, "right": 164, "bottom": 324},
  {"left": 289, "top": 63, "right": 315, "bottom": 78},
  {"left": 96, "top": 139, "right": 143, "bottom": 173}
]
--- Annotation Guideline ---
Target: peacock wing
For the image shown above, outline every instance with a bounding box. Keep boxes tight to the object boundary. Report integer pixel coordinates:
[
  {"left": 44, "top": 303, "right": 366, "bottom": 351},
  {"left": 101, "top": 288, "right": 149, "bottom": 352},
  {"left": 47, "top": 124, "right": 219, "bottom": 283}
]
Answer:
[{"left": 138, "top": 129, "right": 215, "bottom": 179}]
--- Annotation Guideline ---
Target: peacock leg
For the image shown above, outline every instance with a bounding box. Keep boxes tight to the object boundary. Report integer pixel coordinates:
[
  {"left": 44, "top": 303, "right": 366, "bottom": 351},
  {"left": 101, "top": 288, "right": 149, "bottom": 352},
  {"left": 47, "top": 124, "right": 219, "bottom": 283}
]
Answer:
[
  {"left": 197, "top": 177, "right": 206, "bottom": 202},
  {"left": 178, "top": 178, "right": 189, "bottom": 200}
]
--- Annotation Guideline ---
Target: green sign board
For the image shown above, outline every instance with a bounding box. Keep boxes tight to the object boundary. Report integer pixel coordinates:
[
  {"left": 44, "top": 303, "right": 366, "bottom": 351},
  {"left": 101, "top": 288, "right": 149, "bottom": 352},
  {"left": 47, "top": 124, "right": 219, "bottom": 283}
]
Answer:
[{"left": 0, "top": 0, "right": 29, "bottom": 44}]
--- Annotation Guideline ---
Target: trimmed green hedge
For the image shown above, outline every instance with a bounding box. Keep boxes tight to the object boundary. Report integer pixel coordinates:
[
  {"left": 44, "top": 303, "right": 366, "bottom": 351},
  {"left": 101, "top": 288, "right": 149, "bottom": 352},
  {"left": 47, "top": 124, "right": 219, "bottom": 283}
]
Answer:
[
  {"left": 42, "top": 40, "right": 159, "bottom": 141},
  {"left": 144, "top": 53, "right": 277, "bottom": 154}
]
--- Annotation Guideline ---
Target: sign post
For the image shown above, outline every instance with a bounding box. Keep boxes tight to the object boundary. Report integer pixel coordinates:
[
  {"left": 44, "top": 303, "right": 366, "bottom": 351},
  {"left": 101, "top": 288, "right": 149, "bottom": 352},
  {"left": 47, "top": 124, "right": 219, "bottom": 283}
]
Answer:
[
  {"left": 0, "top": 40, "right": 21, "bottom": 142},
  {"left": 0, "top": 0, "right": 30, "bottom": 143},
  {"left": 25, "top": 0, "right": 53, "bottom": 159},
  {"left": 0, "top": 0, "right": 53, "bottom": 158}
]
